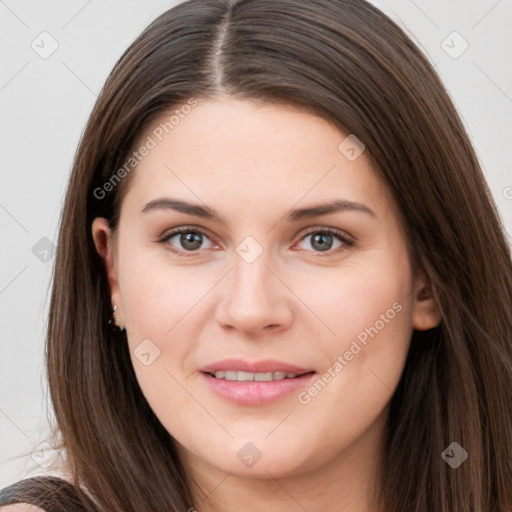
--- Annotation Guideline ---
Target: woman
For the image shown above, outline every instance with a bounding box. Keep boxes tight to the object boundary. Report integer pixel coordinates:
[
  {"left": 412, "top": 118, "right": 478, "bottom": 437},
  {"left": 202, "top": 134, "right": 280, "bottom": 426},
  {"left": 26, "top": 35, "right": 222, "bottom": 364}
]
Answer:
[{"left": 1, "top": 0, "right": 511, "bottom": 511}]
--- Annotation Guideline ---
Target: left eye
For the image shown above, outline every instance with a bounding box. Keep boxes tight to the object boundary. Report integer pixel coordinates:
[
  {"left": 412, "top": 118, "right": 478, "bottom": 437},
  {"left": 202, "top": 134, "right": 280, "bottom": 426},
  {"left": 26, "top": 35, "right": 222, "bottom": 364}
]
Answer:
[
  {"left": 158, "top": 227, "right": 353, "bottom": 256},
  {"left": 295, "top": 229, "right": 352, "bottom": 253}
]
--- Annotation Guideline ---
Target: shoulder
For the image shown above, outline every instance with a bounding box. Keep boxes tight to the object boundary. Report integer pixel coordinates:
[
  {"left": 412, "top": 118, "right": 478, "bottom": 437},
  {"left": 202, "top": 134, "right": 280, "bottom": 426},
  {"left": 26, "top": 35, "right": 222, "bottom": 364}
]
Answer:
[
  {"left": 0, "top": 475, "right": 85, "bottom": 511},
  {"left": 1, "top": 505, "right": 46, "bottom": 512}
]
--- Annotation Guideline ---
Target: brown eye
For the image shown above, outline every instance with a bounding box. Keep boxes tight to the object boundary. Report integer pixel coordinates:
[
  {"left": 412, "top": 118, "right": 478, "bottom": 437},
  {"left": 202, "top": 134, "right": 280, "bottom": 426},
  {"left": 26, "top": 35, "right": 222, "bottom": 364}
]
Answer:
[{"left": 159, "top": 227, "right": 215, "bottom": 255}]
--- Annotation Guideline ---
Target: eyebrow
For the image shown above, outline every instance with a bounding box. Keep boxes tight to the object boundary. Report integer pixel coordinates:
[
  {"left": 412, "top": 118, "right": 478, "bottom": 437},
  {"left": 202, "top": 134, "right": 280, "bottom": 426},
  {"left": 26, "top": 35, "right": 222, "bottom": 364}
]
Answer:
[{"left": 140, "top": 197, "right": 376, "bottom": 222}]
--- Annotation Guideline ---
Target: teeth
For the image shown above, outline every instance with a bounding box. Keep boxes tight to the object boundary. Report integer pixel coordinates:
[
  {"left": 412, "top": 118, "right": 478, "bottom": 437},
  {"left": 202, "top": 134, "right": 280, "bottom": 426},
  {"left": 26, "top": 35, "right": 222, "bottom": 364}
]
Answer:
[
  {"left": 254, "top": 372, "right": 273, "bottom": 381},
  {"left": 213, "top": 371, "right": 298, "bottom": 381}
]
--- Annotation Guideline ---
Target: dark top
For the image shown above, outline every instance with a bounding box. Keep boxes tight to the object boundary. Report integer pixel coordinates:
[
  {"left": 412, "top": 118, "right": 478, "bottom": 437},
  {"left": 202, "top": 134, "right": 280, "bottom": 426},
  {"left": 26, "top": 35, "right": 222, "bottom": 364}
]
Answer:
[{"left": 0, "top": 476, "right": 97, "bottom": 511}]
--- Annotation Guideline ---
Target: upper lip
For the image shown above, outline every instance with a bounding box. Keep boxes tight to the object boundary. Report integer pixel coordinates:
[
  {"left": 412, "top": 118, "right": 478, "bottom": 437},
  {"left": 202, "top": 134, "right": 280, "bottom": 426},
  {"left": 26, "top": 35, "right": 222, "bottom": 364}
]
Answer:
[{"left": 200, "top": 359, "right": 314, "bottom": 375}]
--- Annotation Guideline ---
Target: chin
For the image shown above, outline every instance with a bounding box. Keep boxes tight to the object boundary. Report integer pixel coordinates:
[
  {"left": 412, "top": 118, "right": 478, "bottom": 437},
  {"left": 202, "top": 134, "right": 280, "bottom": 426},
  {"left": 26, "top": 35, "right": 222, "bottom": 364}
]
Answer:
[{"left": 192, "top": 436, "right": 319, "bottom": 479}]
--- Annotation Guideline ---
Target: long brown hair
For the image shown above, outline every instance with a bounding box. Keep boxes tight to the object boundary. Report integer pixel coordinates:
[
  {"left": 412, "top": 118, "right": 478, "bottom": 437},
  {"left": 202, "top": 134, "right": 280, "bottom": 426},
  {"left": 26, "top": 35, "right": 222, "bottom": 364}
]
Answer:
[{"left": 13, "top": 0, "right": 512, "bottom": 510}]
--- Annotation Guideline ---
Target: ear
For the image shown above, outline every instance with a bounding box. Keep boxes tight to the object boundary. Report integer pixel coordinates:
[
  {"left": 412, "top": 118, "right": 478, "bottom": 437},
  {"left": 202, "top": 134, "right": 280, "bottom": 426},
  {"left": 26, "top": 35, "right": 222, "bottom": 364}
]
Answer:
[
  {"left": 91, "top": 217, "right": 124, "bottom": 321},
  {"left": 411, "top": 269, "right": 441, "bottom": 330}
]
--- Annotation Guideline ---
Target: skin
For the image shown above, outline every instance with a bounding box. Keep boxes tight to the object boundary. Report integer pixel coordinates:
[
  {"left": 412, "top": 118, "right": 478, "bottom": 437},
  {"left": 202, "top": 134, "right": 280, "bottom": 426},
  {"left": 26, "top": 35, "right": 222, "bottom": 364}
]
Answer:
[
  {"left": 1, "top": 506, "right": 45, "bottom": 512},
  {"left": 92, "top": 97, "right": 441, "bottom": 512}
]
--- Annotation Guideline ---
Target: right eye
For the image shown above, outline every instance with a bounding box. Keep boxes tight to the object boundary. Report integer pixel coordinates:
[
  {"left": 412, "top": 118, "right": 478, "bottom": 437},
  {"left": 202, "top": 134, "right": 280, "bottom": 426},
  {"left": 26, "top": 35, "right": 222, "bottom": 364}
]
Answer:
[{"left": 158, "top": 226, "right": 218, "bottom": 256}]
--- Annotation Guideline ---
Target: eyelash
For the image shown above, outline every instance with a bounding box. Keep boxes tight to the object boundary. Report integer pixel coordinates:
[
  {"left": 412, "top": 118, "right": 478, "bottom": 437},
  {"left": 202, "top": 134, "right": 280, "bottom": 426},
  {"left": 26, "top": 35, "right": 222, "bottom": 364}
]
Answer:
[{"left": 156, "top": 226, "right": 355, "bottom": 258}]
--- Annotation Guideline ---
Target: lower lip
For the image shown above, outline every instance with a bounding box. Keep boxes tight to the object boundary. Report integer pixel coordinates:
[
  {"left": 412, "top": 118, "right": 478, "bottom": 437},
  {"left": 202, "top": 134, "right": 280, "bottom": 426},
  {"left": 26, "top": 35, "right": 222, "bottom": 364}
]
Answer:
[{"left": 201, "top": 372, "right": 316, "bottom": 406}]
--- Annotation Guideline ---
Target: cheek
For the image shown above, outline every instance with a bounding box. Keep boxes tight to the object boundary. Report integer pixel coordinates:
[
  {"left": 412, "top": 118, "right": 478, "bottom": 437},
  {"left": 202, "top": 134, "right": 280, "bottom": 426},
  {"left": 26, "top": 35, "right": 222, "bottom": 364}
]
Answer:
[
  {"left": 297, "top": 258, "right": 413, "bottom": 427},
  {"left": 118, "top": 245, "right": 207, "bottom": 339},
  {"left": 119, "top": 259, "right": 203, "bottom": 430},
  {"left": 118, "top": 250, "right": 225, "bottom": 407},
  {"left": 296, "top": 251, "right": 413, "bottom": 346},
  {"left": 295, "top": 252, "right": 413, "bottom": 405}
]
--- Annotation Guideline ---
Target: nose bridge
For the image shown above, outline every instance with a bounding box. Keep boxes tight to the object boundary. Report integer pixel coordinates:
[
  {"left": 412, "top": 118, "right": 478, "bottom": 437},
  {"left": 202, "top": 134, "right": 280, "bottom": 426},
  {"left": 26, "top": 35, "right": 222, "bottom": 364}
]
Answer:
[
  {"left": 231, "top": 248, "right": 272, "bottom": 301},
  {"left": 215, "top": 242, "right": 292, "bottom": 332}
]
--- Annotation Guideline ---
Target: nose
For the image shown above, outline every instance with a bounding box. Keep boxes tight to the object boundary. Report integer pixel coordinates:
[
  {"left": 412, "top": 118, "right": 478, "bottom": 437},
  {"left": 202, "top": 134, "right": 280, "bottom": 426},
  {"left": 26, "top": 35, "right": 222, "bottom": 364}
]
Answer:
[{"left": 215, "top": 251, "right": 293, "bottom": 336}]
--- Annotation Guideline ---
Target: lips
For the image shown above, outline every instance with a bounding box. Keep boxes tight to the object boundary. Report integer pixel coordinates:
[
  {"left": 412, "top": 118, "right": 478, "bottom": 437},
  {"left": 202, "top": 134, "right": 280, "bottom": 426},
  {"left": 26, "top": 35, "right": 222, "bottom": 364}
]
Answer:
[{"left": 199, "top": 359, "right": 316, "bottom": 406}]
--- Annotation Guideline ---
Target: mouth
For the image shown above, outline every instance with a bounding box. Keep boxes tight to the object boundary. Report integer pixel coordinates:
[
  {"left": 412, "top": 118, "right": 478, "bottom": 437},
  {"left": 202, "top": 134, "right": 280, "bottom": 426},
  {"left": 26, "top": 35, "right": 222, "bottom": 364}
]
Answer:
[
  {"left": 199, "top": 359, "right": 316, "bottom": 406},
  {"left": 205, "top": 370, "right": 312, "bottom": 381}
]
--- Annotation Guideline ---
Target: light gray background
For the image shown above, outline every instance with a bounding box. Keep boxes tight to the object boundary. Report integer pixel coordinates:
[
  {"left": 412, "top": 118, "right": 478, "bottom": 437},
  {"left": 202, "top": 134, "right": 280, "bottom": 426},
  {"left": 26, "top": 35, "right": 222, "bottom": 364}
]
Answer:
[{"left": 1, "top": 0, "right": 511, "bottom": 489}]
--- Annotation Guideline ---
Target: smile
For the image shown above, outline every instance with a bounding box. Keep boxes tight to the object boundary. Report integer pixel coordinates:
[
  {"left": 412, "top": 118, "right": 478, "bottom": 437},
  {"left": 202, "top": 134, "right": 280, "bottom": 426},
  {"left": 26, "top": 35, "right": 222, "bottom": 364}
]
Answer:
[
  {"left": 200, "top": 360, "right": 317, "bottom": 406},
  {"left": 209, "top": 370, "right": 303, "bottom": 381}
]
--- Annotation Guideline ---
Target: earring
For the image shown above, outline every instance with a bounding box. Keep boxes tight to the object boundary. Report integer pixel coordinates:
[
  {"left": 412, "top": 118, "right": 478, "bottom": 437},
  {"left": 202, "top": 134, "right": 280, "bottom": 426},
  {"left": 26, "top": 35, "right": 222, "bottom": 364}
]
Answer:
[{"left": 111, "top": 305, "right": 125, "bottom": 332}]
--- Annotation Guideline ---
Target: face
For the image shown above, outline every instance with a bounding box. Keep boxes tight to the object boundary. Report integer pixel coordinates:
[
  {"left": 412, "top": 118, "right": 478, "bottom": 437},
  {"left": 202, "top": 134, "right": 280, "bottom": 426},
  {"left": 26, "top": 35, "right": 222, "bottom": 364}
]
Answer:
[{"left": 92, "top": 98, "right": 440, "bottom": 482}]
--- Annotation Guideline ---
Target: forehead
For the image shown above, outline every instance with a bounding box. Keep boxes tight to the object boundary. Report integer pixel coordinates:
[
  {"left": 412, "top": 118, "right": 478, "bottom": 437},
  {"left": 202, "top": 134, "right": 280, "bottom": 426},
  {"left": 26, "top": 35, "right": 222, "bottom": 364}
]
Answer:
[{"left": 121, "top": 98, "right": 390, "bottom": 220}]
